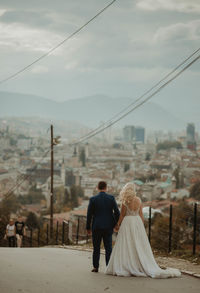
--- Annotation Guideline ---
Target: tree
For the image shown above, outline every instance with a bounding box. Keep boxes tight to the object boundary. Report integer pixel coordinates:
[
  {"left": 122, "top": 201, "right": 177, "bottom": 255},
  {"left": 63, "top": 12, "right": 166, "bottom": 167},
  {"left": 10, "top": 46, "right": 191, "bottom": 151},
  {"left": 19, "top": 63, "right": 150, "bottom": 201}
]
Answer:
[
  {"left": 148, "top": 174, "right": 156, "bottom": 181},
  {"left": 62, "top": 185, "right": 84, "bottom": 209},
  {"left": 179, "top": 172, "right": 184, "bottom": 188},
  {"left": 145, "top": 152, "right": 151, "bottom": 161},
  {"left": 124, "top": 163, "right": 130, "bottom": 172},
  {"left": 151, "top": 201, "right": 198, "bottom": 252},
  {"left": 112, "top": 143, "right": 123, "bottom": 149},
  {"left": 75, "top": 185, "right": 84, "bottom": 198},
  {"left": 26, "top": 212, "right": 40, "bottom": 229},
  {"left": 156, "top": 141, "right": 182, "bottom": 152},
  {"left": 1, "top": 193, "right": 20, "bottom": 215},
  {"left": 10, "top": 137, "right": 17, "bottom": 146},
  {"left": 18, "top": 188, "right": 45, "bottom": 205},
  {"left": 54, "top": 186, "right": 65, "bottom": 205},
  {"left": 151, "top": 216, "right": 169, "bottom": 252},
  {"left": 190, "top": 181, "right": 200, "bottom": 200},
  {"left": 151, "top": 212, "right": 183, "bottom": 251},
  {"left": 18, "top": 134, "right": 28, "bottom": 139},
  {"left": 79, "top": 149, "right": 86, "bottom": 167},
  {"left": 70, "top": 185, "right": 79, "bottom": 208},
  {"left": 63, "top": 188, "right": 70, "bottom": 205},
  {"left": 173, "top": 167, "right": 180, "bottom": 189},
  {"left": 25, "top": 185, "right": 44, "bottom": 204}
]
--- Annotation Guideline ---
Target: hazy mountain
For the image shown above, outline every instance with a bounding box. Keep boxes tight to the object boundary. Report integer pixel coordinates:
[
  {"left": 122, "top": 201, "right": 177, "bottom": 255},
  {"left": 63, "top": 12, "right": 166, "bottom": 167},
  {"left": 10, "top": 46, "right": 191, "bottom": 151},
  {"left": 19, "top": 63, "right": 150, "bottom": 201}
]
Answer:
[
  {"left": 0, "top": 116, "right": 89, "bottom": 139},
  {"left": 0, "top": 91, "right": 189, "bottom": 131}
]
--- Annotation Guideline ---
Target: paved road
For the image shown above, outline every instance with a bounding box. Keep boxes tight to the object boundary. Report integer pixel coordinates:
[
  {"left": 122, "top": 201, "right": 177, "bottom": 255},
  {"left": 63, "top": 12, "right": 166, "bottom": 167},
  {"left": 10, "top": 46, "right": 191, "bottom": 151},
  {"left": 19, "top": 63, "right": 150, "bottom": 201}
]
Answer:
[{"left": 0, "top": 248, "right": 199, "bottom": 293}]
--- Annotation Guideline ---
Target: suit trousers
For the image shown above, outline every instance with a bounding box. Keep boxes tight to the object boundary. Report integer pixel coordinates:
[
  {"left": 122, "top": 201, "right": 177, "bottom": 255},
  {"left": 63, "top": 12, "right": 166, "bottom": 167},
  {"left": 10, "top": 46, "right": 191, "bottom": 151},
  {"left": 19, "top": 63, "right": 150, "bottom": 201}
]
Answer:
[{"left": 92, "top": 229, "right": 112, "bottom": 269}]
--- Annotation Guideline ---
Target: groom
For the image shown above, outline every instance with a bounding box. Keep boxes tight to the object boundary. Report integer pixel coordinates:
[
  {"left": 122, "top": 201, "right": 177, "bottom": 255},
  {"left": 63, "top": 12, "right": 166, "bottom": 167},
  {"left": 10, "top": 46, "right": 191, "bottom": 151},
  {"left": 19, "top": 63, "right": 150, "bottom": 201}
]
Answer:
[{"left": 86, "top": 181, "right": 120, "bottom": 272}]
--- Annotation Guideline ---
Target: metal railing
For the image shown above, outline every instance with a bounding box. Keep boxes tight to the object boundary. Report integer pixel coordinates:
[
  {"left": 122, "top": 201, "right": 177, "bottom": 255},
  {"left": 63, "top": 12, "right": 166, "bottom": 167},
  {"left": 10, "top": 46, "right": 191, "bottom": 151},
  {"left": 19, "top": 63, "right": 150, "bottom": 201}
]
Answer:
[
  {"left": 147, "top": 203, "right": 200, "bottom": 255},
  {"left": 0, "top": 203, "right": 199, "bottom": 256}
]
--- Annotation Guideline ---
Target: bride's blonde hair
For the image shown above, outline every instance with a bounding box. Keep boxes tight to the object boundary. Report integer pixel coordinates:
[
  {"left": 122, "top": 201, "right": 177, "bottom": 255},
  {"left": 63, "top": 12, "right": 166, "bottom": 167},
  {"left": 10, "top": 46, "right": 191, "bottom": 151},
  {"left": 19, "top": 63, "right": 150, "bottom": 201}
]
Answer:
[{"left": 120, "top": 182, "right": 136, "bottom": 205}]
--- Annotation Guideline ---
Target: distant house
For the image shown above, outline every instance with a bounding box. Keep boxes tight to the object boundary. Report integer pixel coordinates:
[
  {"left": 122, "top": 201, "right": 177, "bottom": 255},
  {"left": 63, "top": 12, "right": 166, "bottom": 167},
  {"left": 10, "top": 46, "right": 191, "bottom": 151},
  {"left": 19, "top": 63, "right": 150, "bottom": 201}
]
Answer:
[
  {"left": 150, "top": 161, "right": 171, "bottom": 170},
  {"left": 170, "top": 189, "right": 190, "bottom": 199},
  {"left": 142, "top": 206, "right": 162, "bottom": 219},
  {"left": 26, "top": 167, "right": 60, "bottom": 184}
]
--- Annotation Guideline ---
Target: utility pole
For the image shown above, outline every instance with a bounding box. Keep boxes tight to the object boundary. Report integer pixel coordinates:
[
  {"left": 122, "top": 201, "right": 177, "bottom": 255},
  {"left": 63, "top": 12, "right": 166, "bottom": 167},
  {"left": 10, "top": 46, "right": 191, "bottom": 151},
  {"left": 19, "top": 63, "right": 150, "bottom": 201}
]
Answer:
[
  {"left": 50, "top": 124, "right": 54, "bottom": 239},
  {"left": 50, "top": 125, "right": 61, "bottom": 240}
]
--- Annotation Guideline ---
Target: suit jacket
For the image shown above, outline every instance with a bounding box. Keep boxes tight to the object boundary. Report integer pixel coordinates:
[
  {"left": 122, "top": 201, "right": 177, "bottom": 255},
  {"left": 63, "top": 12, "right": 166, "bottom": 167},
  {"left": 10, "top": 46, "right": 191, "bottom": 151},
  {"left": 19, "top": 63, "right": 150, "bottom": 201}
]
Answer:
[{"left": 86, "top": 191, "right": 120, "bottom": 231}]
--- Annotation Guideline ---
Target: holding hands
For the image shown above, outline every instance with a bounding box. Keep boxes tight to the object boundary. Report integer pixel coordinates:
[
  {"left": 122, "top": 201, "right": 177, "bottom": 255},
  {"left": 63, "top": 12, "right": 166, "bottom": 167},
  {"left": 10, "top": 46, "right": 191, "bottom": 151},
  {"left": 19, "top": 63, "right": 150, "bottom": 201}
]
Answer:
[
  {"left": 87, "top": 229, "right": 92, "bottom": 236},
  {"left": 114, "top": 223, "right": 119, "bottom": 233}
]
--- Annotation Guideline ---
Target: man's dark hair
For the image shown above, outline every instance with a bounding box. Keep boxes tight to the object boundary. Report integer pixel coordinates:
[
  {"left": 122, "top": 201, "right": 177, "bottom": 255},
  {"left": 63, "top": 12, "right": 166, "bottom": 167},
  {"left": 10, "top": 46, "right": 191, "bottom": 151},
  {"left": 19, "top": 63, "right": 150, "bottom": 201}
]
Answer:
[{"left": 98, "top": 181, "right": 107, "bottom": 190}]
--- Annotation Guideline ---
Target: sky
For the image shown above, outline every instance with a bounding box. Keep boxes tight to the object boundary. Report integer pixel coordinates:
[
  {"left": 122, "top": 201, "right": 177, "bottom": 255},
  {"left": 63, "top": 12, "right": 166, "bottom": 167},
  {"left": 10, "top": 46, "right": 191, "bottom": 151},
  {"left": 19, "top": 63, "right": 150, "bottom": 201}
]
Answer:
[{"left": 0, "top": 0, "right": 199, "bottom": 116}]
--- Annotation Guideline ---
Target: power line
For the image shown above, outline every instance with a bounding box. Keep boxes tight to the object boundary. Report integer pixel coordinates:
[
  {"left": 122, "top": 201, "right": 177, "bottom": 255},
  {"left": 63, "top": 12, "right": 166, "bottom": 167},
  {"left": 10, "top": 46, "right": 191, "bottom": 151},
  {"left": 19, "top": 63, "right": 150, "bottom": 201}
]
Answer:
[
  {"left": 71, "top": 52, "right": 200, "bottom": 145},
  {"left": 0, "top": 0, "right": 117, "bottom": 85},
  {"left": 3, "top": 56, "right": 200, "bottom": 200},
  {"left": 76, "top": 47, "right": 200, "bottom": 142}
]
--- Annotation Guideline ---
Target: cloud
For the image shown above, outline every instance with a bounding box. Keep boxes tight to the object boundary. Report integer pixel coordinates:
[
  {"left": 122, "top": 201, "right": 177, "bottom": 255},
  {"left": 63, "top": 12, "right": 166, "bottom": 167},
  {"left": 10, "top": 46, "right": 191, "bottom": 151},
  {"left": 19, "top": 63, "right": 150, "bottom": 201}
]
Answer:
[
  {"left": 136, "top": 0, "right": 200, "bottom": 13},
  {"left": 0, "top": 10, "right": 52, "bottom": 27},
  {"left": 153, "top": 19, "right": 200, "bottom": 43},
  {"left": 31, "top": 65, "right": 49, "bottom": 74},
  {"left": 0, "top": 9, "right": 6, "bottom": 16},
  {"left": 0, "top": 0, "right": 199, "bottom": 103},
  {"left": 0, "top": 22, "right": 64, "bottom": 53},
  {"left": 65, "top": 61, "right": 79, "bottom": 71}
]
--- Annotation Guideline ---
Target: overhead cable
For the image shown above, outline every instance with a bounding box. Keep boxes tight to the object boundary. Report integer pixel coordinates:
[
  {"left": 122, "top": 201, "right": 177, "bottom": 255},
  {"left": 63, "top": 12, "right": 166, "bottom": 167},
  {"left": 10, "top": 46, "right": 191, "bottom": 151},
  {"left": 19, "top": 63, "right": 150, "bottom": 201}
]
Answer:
[
  {"left": 75, "top": 47, "right": 200, "bottom": 142},
  {"left": 71, "top": 52, "right": 200, "bottom": 145},
  {"left": 0, "top": 0, "right": 117, "bottom": 85}
]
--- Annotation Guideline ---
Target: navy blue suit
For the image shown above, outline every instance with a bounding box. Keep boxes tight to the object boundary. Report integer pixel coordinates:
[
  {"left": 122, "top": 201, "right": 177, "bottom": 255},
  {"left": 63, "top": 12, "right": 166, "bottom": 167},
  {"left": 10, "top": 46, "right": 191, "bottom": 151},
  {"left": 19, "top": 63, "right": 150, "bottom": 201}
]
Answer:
[{"left": 86, "top": 191, "right": 120, "bottom": 269}]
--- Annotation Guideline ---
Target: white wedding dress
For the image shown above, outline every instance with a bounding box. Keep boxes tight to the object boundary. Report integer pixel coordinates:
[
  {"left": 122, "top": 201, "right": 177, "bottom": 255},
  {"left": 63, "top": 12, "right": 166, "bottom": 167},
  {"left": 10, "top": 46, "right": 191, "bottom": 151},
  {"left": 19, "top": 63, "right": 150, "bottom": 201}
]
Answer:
[{"left": 105, "top": 203, "right": 181, "bottom": 278}]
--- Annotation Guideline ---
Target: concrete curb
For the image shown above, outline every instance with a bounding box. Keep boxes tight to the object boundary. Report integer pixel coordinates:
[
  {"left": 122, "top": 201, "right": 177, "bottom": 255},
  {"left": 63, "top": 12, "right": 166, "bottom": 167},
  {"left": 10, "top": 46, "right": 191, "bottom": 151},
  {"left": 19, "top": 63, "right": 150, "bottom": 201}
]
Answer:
[
  {"left": 59, "top": 245, "right": 200, "bottom": 279},
  {"left": 181, "top": 270, "right": 200, "bottom": 279}
]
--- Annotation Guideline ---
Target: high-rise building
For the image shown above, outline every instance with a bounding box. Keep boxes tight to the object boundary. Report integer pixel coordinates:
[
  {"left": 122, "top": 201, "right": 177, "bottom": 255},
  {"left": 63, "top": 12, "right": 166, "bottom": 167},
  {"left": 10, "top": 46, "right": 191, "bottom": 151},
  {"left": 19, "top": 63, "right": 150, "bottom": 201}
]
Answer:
[
  {"left": 123, "top": 126, "right": 135, "bottom": 142},
  {"left": 135, "top": 126, "right": 145, "bottom": 143},
  {"left": 186, "top": 123, "right": 196, "bottom": 150},
  {"left": 123, "top": 125, "right": 145, "bottom": 143}
]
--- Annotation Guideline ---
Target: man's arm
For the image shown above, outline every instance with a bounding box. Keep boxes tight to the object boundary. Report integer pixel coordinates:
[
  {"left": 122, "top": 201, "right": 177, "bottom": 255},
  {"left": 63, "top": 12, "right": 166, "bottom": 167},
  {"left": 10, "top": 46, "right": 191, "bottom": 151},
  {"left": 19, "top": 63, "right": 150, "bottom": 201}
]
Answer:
[
  {"left": 86, "top": 198, "right": 94, "bottom": 232},
  {"left": 113, "top": 197, "right": 120, "bottom": 224}
]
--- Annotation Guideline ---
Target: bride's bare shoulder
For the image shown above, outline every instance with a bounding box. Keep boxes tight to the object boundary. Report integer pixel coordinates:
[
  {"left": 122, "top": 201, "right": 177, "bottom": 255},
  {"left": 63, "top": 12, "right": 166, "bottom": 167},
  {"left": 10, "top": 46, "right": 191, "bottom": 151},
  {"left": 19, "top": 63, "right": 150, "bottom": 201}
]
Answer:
[{"left": 134, "top": 196, "right": 142, "bottom": 203}]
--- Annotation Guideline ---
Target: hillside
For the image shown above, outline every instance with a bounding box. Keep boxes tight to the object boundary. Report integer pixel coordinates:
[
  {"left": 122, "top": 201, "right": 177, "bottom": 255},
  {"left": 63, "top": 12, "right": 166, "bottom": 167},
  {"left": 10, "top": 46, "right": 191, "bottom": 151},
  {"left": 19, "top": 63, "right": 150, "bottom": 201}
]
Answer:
[{"left": 0, "top": 91, "right": 187, "bottom": 130}]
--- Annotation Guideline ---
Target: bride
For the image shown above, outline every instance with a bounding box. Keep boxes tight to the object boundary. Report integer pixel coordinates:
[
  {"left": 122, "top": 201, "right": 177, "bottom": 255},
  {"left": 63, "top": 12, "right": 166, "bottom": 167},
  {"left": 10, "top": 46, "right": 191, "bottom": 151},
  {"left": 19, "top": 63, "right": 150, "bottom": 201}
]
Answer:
[{"left": 105, "top": 183, "right": 181, "bottom": 278}]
